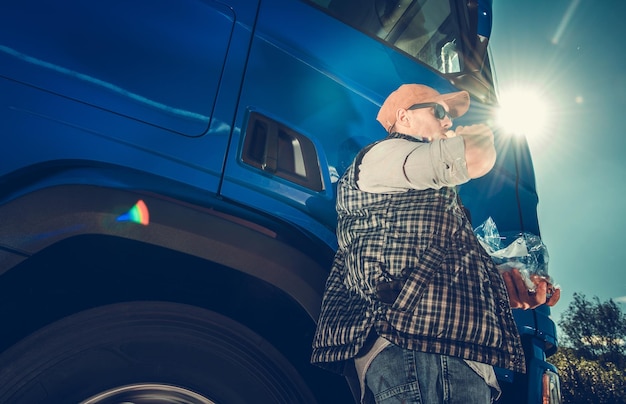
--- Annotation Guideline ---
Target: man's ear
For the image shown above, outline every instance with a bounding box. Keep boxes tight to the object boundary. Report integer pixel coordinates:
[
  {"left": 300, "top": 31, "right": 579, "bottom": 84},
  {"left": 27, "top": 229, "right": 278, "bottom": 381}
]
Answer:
[{"left": 395, "top": 108, "right": 409, "bottom": 126}]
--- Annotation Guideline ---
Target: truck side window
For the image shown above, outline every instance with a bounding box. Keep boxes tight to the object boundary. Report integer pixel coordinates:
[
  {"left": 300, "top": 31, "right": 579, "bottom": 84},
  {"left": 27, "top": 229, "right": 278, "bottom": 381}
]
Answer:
[
  {"left": 242, "top": 113, "right": 324, "bottom": 192},
  {"left": 307, "top": 0, "right": 461, "bottom": 74}
]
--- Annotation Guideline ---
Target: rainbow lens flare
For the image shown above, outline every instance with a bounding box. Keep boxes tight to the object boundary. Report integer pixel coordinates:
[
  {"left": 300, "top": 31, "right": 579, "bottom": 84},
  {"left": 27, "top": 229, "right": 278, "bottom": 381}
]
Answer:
[{"left": 117, "top": 200, "right": 150, "bottom": 225}]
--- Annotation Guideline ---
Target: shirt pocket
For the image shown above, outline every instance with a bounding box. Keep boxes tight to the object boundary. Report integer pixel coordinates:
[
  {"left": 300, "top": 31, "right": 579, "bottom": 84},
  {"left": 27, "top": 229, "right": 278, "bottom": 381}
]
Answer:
[{"left": 389, "top": 236, "right": 448, "bottom": 312}]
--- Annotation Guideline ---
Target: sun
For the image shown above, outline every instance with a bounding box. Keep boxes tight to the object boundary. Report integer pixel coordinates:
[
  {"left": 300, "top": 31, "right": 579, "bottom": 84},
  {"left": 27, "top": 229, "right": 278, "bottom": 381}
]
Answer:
[{"left": 495, "top": 87, "right": 551, "bottom": 139}]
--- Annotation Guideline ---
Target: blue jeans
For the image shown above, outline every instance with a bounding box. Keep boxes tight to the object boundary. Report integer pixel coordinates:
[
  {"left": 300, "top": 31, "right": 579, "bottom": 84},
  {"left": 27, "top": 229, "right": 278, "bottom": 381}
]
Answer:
[{"left": 365, "top": 344, "right": 492, "bottom": 404}]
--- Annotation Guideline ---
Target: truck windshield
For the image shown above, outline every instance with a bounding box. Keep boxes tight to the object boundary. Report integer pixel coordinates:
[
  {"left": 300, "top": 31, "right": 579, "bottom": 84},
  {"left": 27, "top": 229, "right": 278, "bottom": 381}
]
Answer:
[{"left": 311, "top": 0, "right": 465, "bottom": 75}]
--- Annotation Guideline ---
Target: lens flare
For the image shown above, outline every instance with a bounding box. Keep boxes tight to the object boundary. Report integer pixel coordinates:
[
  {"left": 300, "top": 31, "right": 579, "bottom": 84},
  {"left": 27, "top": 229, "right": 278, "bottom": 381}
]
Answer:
[
  {"left": 117, "top": 200, "right": 150, "bottom": 225},
  {"left": 495, "top": 87, "right": 550, "bottom": 138}
]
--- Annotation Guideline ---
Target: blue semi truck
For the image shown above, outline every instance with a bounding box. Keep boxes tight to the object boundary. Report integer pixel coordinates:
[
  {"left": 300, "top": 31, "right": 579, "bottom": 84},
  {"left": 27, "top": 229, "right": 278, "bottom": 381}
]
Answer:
[{"left": 0, "top": 0, "right": 561, "bottom": 402}]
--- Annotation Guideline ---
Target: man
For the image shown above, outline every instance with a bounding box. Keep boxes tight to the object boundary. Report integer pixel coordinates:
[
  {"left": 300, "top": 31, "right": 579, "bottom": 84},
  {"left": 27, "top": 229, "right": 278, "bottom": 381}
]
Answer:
[{"left": 311, "top": 84, "right": 560, "bottom": 403}]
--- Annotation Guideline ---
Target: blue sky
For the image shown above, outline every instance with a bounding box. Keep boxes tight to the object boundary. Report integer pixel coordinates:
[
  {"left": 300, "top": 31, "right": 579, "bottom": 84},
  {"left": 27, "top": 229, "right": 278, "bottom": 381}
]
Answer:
[{"left": 490, "top": 0, "right": 626, "bottom": 324}]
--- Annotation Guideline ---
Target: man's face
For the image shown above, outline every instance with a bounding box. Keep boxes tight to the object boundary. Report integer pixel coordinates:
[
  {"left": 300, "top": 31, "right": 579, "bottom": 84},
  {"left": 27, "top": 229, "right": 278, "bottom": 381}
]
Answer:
[{"left": 402, "top": 102, "right": 453, "bottom": 140}]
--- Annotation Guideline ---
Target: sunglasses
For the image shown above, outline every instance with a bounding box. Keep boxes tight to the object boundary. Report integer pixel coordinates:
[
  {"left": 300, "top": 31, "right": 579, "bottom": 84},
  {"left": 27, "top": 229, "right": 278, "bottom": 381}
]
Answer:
[{"left": 407, "top": 103, "right": 452, "bottom": 121}]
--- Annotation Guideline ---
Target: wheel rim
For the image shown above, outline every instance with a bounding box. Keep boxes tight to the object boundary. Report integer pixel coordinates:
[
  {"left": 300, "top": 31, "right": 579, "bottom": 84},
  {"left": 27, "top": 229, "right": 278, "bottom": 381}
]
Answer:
[{"left": 80, "top": 383, "right": 216, "bottom": 404}]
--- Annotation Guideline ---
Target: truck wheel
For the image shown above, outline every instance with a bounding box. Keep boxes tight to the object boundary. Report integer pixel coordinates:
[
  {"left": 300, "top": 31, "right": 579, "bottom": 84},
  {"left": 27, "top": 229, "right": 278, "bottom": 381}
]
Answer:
[{"left": 0, "top": 301, "right": 317, "bottom": 404}]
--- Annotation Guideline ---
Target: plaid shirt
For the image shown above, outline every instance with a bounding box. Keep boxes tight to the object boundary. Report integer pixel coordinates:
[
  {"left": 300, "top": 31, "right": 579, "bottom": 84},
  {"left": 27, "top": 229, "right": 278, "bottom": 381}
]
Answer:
[{"left": 311, "top": 133, "right": 525, "bottom": 374}]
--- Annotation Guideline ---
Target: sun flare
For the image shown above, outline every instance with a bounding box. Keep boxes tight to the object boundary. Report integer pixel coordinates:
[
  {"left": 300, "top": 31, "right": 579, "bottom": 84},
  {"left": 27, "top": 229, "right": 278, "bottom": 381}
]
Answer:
[{"left": 495, "top": 87, "right": 551, "bottom": 139}]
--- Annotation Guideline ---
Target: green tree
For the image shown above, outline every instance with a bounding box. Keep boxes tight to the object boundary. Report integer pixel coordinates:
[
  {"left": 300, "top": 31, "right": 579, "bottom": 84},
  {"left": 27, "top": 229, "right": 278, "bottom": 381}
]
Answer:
[
  {"left": 552, "top": 347, "right": 626, "bottom": 404},
  {"left": 559, "top": 293, "right": 626, "bottom": 366},
  {"left": 553, "top": 293, "right": 626, "bottom": 403}
]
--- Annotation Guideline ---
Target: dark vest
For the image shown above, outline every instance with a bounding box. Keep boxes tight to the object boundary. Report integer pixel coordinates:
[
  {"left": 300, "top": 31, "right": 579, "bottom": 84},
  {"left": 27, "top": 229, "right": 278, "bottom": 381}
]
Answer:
[{"left": 312, "top": 134, "right": 525, "bottom": 374}]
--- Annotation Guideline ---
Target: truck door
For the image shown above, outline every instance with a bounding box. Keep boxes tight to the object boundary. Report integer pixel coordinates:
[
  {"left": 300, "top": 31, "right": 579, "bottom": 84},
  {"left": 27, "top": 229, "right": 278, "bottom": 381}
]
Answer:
[{"left": 220, "top": 0, "right": 385, "bottom": 247}]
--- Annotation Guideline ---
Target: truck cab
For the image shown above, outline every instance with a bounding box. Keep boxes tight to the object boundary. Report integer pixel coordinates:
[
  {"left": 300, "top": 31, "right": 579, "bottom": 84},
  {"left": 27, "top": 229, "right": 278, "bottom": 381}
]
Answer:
[{"left": 0, "top": 1, "right": 560, "bottom": 402}]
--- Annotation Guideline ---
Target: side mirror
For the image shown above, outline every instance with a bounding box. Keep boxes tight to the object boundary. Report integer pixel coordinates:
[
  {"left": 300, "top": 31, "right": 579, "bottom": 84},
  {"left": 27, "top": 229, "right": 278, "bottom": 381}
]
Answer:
[
  {"left": 474, "top": 0, "right": 493, "bottom": 67},
  {"left": 476, "top": 0, "right": 493, "bottom": 39},
  {"left": 451, "top": 0, "right": 494, "bottom": 102}
]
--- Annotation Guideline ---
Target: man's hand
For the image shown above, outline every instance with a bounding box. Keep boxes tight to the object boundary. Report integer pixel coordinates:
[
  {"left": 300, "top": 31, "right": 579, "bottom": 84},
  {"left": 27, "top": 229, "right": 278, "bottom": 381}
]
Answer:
[
  {"left": 455, "top": 124, "right": 496, "bottom": 178},
  {"left": 502, "top": 268, "right": 561, "bottom": 309}
]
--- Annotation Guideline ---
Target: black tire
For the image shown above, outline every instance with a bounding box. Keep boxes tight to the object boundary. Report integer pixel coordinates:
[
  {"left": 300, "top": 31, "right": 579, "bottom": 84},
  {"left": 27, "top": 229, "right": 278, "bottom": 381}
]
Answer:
[{"left": 0, "top": 301, "right": 317, "bottom": 404}]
